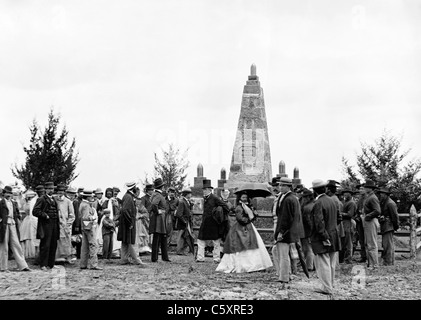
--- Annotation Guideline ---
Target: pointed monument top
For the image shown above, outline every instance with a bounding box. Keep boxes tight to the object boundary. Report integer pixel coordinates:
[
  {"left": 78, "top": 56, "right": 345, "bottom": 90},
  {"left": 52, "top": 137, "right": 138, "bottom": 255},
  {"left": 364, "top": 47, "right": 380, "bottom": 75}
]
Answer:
[
  {"left": 279, "top": 161, "right": 285, "bottom": 174},
  {"left": 220, "top": 167, "right": 226, "bottom": 180},
  {"left": 251, "top": 63, "right": 256, "bottom": 76},
  {"left": 293, "top": 167, "right": 299, "bottom": 179},
  {"left": 197, "top": 163, "right": 204, "bottom": 177}
]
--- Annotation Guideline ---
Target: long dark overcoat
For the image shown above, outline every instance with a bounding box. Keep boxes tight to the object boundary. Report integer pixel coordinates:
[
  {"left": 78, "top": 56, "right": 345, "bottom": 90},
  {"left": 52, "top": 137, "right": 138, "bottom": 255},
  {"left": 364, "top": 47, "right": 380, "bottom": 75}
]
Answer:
[
  {"left": 274, "top": 192, "right": 304, "bottom": 244},
  {"left": 0, "top": 199, "right": 21, "bottom": 242},
  {"left": 117, "top": 191, "right": 137, "bottom": 244},
  {"left": 380, "top": 197, "right": 399, "bottom": 234},
  {"left": 32, "top": 195, "right": 60, "bottom": 240},
  {"left": 149, "top": 190, "right": 168, "bottom": 234},
  {"left": 310, "top": 194, "right": 341, "bottom": 254},
  {"left": 198, "top": 193, "right": 229, "bottom": 240}
]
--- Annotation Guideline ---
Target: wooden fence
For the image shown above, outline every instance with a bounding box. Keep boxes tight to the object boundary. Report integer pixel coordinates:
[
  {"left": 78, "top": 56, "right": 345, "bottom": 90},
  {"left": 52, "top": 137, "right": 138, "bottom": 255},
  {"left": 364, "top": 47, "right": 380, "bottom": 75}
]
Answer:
[{"left": 180, "top": 204, "right": 421, "bottom": 259}]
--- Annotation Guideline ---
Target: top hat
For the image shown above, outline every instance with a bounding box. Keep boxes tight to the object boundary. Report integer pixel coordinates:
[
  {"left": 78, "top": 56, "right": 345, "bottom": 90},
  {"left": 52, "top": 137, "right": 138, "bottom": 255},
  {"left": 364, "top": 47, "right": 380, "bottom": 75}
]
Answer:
[
  {"left": 124, "top": 182, "right": 137, "bottom": 190},
  {"left": 94, "top": 188, "right": 103, "bottom": 194},
  {"left": 312, "top": 179, "right": 327, "bottom": 189},
  {"left": 378, "top": 186, "right": 392, "bottom": 194},
  {"left": 44, "top": 182, "right": 56, "bottom": 189},
  {"left": 2, "top": 185, "right": 13, "bottom": 195},
  {"left": 362, "top": 180, "right": 378, "bottom": 189},
  {"left": 35, "top": 185, "right": 45, "bottom": 192},
  {"left": 153, "top": 178, "right": 166, "bottom": 189},
  {"left": 81, "top": 189, "right": 94, "bottom": 197},
  {"left": 56, "top": 184, "right": 67, "bottom": 192},
  {"left": 202, "top": 179, "right": 213, "bottom": 189},
  {"left": 279, "top": 177, "right": 293, "bottom": 186},
  {"left": 144, "top": 184, "right": 154, "bottom": 191},
  {"left": 269, "top": 177, "right": 280, "bottom": 186}
]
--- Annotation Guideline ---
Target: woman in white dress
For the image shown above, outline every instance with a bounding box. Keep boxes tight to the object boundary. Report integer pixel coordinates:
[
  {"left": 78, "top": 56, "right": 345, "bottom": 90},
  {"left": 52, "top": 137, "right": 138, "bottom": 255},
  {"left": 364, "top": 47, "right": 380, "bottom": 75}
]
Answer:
[{"left": 216, "top": 192, "right": 273, "bottom": 273}]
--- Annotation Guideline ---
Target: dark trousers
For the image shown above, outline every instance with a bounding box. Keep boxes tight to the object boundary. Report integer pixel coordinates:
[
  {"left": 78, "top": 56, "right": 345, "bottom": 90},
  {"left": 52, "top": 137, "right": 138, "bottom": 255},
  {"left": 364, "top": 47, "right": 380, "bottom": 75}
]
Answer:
[
  {"left": 355, "top": 220, "right": 367, "bottom": 260},
  {"left": 72, "top": 239, "right": 82, "bottom": 259},
  {"left": 102, "top": 233, "right": 114, "bottom": 259},
  {"left": 151, "top": 233, "right": 169, "bottom": 262},
  {"left": 381, "top": 231, "right": 395, "bottom": 265},
  {"left": 39, "top": 219, "right": 59, "bottom": 268}
]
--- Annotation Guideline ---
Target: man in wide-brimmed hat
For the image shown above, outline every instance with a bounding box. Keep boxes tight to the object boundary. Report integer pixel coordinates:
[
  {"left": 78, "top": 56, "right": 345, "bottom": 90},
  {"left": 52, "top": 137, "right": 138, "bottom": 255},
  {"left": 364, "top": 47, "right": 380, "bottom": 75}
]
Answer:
[
  {"left": 117, "top": 181, "right": 146, "bottom": 267},
  {"left": 353, "top": 182, "right": 367, "bottom": 263},
  {"left": 378, "top": 186, "right": 399, "bottom": 266},
  {"left": 71, "top": 187, "right": 84, "bottom": 260},
  {"left": 196, "top": 179, "right": 229, "bottom": 263},
  {"left": 65, "top": 186, "right": 77, "bottom": 202},
  {"left": 79, "top": 189, "right": 102, "bottom": 270},
  {"left": 175, "top": 187, "right": 194, "bottom": 256},
  {"left": 165, "top": 186, "right": 179, "bottom": 248},
  {"left": 32, "top": 182, "right": 61, "bottom": 270},
  {"left": 273, "top": 177, "right": 304, "bottom": 287},
  {"left": 326, "top": 180, "right": 344, "bottom": 265},
  {"left": 340, "top": 188, "right": 357, "bottom": 264},
  {"left": 361, "top": 180, "right": 381, "bottom": 270},
  {"left": 93, "top": 188, "right": 105, "bottom": 224},
  {"left": 0, "top": 186, "right": 31, "bottom": 272},
  {"left": 149, "top": 178, "right": 171, "bottom": 262},
  {"left": 55, "top": 184, "right": 75, "bottom": 264},
  {"left": 309, "top": 179, "right": 341, "bottom": 295}
]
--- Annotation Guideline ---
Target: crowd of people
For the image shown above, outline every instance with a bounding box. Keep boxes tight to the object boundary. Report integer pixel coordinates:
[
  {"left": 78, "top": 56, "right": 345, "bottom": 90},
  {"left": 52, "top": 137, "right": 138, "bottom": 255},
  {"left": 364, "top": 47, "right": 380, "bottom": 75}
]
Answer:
[
  {"left": 0, "top": 175, "right": 400, "bottom": 296},
  {"left": 269, "top": 176, "right": 399, "bottom": 295}
]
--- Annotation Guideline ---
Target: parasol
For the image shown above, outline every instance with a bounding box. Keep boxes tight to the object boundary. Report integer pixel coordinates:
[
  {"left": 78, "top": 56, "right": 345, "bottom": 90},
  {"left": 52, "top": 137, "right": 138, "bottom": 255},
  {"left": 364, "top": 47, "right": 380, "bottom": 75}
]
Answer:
[{"left": 233, "top": 182, "right": 272, "bottom": 199}]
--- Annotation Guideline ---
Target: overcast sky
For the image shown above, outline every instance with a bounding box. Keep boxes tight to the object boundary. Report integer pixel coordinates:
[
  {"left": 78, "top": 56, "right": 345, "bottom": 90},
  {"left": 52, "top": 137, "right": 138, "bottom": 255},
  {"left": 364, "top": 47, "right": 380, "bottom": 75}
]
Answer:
[{"left": 1, "top": 0, "right": 420, "bottom": 192}]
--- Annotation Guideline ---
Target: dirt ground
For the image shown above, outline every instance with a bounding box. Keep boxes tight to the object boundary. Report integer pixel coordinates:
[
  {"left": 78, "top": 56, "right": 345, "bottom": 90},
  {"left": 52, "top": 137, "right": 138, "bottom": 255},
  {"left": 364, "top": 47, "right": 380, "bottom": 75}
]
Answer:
[{"left": 1, "top": 248, "right": 421, "bottom": 301}]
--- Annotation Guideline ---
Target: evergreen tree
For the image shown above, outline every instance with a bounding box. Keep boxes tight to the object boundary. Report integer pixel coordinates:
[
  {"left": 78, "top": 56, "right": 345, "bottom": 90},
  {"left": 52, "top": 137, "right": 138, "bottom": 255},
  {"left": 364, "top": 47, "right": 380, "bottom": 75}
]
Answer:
[
  {"left": 12, "top": 109, "right": 79, "bottom": 189},
  {"left": 153, "top": 143, "right": 189, "bottom": 191},
  {"left": 341, "top": 130, "right": 421, "bottom": 211}
]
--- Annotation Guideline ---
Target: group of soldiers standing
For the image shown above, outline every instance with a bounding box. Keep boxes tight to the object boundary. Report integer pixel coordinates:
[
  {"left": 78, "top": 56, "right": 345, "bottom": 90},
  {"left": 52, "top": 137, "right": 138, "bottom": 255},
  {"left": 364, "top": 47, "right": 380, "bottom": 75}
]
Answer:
[{"left": 271, "top": 176, "right": 399, "bottom": 295}]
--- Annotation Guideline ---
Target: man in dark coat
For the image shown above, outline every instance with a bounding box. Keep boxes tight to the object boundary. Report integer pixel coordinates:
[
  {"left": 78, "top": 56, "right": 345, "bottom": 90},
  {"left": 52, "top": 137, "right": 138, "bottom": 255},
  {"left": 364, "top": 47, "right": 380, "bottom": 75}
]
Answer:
[
  {"left": 378, "top": 187, "right": 399, "bottom": 266},
  {"left": 165, "top": 187, "right": 179, "bottom": 247},
  {"left": 32, "top": 182, "right": 61, "bottom": 270},
  {"left": 117, "top": 182, "right": 145, "bottom": 266},
  {"left": 175, "top": 187, "right": 194, "bottom": 255},
  {"left": 71, "top": 187, "right": 83, "bottom": 259},
  {"left": 149, "top": 178, "right": 170, "bottom": 262},
  {"left": 326, "top": 180, "right": 345, "bottom": 265},
  {"left": 354, "top": 184, "right": 367, "bottom": 262},
  {"left": 310, "top": 179, "right": 341, "bottom": 295},
  {"left": 273, "top": 177, "right": 303, "bottom": 286},
  {"left": 300, "top": 188, "right": 315, "bottom": 271},
  {"left": 340, "top": 189, "right": 357, "bottom": 264},
  {"left": 0, "top": 186, "right": 30, "bottom": 272},
  {"left": 197, "top": 179, "right": 229, "bottom": 263},
  {"left": 361, "top": 180, "right": 381, "bottom": 270}
]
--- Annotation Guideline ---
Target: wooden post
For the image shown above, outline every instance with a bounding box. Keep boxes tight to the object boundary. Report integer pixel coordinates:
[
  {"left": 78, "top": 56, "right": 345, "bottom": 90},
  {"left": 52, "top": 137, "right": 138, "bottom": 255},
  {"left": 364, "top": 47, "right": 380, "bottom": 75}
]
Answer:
[{"left": 409, "top": 204, "right": 417, "bottom": 259}]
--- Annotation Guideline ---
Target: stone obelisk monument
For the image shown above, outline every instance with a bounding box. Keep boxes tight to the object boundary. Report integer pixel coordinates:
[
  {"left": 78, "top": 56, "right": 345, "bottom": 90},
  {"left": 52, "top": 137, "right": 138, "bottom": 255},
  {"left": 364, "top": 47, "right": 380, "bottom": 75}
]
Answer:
[{"left": 225, "top": 64, "right": 272, "bottom": 188}]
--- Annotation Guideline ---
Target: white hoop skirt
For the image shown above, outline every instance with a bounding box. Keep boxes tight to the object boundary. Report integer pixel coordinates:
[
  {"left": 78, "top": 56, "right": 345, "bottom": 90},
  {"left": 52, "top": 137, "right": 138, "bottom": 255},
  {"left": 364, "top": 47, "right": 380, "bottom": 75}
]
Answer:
[{"left": 216, "top": 224, "right": 273, "bottom": 273}]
